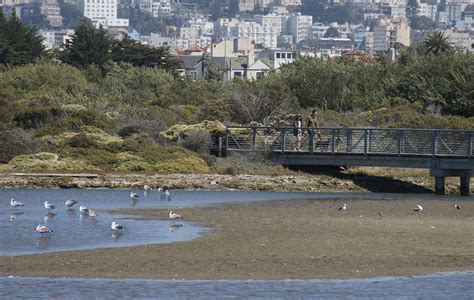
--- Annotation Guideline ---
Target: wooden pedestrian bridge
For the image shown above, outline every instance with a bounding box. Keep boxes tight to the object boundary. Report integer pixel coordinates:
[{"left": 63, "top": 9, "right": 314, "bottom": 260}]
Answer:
[{"left": 224, "top": 126, "right": 474, "bottom": 196}]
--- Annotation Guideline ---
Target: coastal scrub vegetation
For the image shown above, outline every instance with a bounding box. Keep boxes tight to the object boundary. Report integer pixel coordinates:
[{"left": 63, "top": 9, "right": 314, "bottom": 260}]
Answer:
[{"left": 0, "top": 13, "right": 472, "bottom": 173}]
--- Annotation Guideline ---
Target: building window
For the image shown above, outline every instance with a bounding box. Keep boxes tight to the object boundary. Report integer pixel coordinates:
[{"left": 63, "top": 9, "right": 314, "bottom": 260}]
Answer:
[
  {"left": 234, "top": 71, "right": 242, "bottom": 77},
  {"left": 276, "top": 52, "right": 281, "bottom": 58},
  {"left": 281, "top": 53, "right": 286, "bottom": 59},
  {"left": 287, "top": 53, "right": 292, "bottom": 59},
  {"left": 256, "top": 72, "right": 263, "bottom": 79}
]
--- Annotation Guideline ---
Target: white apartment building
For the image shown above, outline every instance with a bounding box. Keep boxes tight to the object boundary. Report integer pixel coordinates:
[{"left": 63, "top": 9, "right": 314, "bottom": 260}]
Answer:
[
  {"left": 364, "top": 31, "right": 374, "bottom": 51},
  {"left": 287, "top": 13, "right": 312, "bottom": 43},
  {"left": 279, "top": 0, "right": 302, "bottom": 6},
  {"left": 151, "top": 0, "right": 173, "bottom": 17},
  {"left": 233, "top": 21, "right": 279, "bottom": 48},
  {"left": 254, "top": 13, "right": 285, "bottom": 33},
  {"left": 180, "top": 27, "right": 199, "bottom": 40},
  {"left": 40, "top": 30, "right": 56, "bottom": 49},
  {"left": 239, "top": 0, "right": 256, "bottom": 11},
  {"left": 443, "top": 28, "right": 474, "bottom": 52},
  {"left": 372, "top": 17, "right": 410, "bottom": 51},
  {"left": 257, "top": 0, "right": 273, "bottom": 8},
  {"left": 84, "top": 0, "right": 129, "bottom": 27},
  {"left": 419, "top": 2, "right": 438, "bottom": 21}
]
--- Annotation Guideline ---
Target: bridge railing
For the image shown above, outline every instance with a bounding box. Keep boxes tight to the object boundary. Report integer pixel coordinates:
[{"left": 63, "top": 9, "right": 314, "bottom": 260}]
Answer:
[{"left": 225, "top": 126, "right": 474, "bottom": 157}]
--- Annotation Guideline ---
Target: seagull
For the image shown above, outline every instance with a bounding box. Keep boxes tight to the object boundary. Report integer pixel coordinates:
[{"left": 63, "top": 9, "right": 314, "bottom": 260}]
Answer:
[
  {"left": 44, "top": 201, "right": 56, "bottom": 210},
  {"left": 65, "top": 199, "right": 78, "bottom": 207},
  {"left": 144, "top": 185, "right": 153, "bottom": 191},
  {"left": 89, "top": 210, "right": 98, "bottom": 218},
  {"left": 414, "top": 204, "right": 423, "bottom": 212},
  {"left": 130, "top": 192, "right": 139, "bottom": 198},
  {"left": 454, "top": 204, "right": 460, "bottom": 209},
  {"left": 165, "top": 190, "right": 170, "bottom": 199},
  {"left": 338, "top": 203, "right": 347, "bottom": 211},
  {"left": 10, "top": 198, "right": 24, "bottom": 208},
  {"left": 157, "top": 188, "right": 163, "bottom": 192},
  {"left": 169, "top": 211, "right": 183, "bottom": 220},
  {"left": 111, "top": 221, "right": 124, "bottom": 231},
  {"left": 36, "top": 224, "right": 53, "bottom": 235},
  {"left": 79, "top": 205, "right": 89, "bottom": 213}
]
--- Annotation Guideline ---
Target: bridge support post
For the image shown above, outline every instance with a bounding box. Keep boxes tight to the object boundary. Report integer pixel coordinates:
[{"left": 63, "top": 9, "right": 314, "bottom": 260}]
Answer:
[
  {"left": 434, "top": 176, "right": 446, "bottom": 195},
  {"left": 430, "top": 169, "right": 472, "bottom": 196},
  {"left": 460, "top": 176, "right": 471, "bottom": 196}
]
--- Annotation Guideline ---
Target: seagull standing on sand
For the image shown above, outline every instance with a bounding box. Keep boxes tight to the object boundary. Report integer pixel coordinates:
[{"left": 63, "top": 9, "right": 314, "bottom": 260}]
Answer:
[
  {"left": 338, "top": 203, "right": 347, "bottom": 211},
  {"left": 111, "top": 221, "right": 124, "bottom": 231},
  {"left": 169, "top": 211, "right": 183, "bottom": 220},
  {"left": 65, "top": 199, "right": 78, "bottom": 208},
  {"left": 44, "top": 201, "right": 56, "bottom": 210},
  {"left": 130, "top": 192, "right": 139, "bottom": 198},
  {"left": 36, "top": 224, "right": 53, "bottom": 235},
  {"left": 10, "top": 198, "right": 24, "bottom": 208},
  {"left": 414, "top": 204, "right": 423, "bottom": 212},
  {"left": 454, "top": 204, "right": 460, "bottom": 209},
  {"left": 79, "top": 205, "right": 89, "bottom": 213}
]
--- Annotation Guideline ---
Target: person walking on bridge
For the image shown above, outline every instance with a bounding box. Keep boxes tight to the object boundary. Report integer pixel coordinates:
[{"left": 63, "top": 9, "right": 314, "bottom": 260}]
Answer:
[{"left": 306, "top": 109, "right": 321, "bottom": 151}]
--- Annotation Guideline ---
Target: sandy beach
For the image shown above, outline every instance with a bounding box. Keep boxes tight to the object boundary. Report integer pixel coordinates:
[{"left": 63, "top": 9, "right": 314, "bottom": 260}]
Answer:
[{"left": 1, "top": 197, "right": 473, "bottom": 279}]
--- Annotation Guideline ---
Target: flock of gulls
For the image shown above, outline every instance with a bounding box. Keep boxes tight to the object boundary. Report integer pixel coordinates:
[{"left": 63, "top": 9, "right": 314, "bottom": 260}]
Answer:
[
  {"left": 9, "top": 186, "right": 183, "bottom": 238},
  {"left": 9, "top": 188, "right": 463, "bottom": 239}
]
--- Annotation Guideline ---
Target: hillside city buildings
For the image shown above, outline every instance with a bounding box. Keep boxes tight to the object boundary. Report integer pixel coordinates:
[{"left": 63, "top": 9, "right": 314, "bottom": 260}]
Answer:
[{"left": 1, "top": 0, "right": 473, "bottom": 81}]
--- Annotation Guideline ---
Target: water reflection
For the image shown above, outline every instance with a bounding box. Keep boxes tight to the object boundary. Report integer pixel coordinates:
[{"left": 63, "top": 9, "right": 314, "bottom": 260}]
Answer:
[
  {"left": 160, "top": 193, "right": 171, "bottom": 201},
  {"left": 44, "top": 212, "right": 56, "bottom": 223},
  {"left": 10, "top": 211, "right": 24, "bottom": 221},
  {"left": 66, "top": 208, "right": 75, "bottom": 216},
  {"left": 130, "top": 197, "right": 138, "bottom": 207},
  {"left": 169, "top": 223, "right": 183, "bottom": 233},
  {"left": 112, "top": 231, "right": 124, "bottom": 242},
  {"left": 36, "top": 237, "right": 51, "bottom": 249},
  {"left": 143, "top": 191, "right": 150, "bottom": 197}
]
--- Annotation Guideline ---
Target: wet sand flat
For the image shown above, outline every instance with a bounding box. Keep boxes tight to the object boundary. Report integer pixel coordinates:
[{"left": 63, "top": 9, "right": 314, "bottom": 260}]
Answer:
[{"left": 1, "top": 198, "right": 474, "bottom": 279}]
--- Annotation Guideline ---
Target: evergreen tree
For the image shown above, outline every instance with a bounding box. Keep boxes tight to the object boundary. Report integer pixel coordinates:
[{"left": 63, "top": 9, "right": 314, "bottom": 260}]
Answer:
[
  {"left": 110, "top": 37, "right": 181, "bottom": 71},
  {"left": 0, "top": 8, "right": 46, "bottom": 66},
  {"left": 60, "top": 22, "right": 113, "bottom": 69}
]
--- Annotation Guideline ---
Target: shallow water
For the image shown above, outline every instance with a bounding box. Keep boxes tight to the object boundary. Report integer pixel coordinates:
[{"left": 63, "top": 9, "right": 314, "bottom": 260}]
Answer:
[
  {"left": 0, "top": 189, "right": 471, "bottom": 256},
  {"left": 1, "top": 272, "right": 473, "bottom": 299}
]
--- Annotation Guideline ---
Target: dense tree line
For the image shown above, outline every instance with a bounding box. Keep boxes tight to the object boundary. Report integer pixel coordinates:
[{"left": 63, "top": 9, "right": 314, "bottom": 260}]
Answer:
[{"left": 0, "top": 15, "right": 472, "bottom": 168}]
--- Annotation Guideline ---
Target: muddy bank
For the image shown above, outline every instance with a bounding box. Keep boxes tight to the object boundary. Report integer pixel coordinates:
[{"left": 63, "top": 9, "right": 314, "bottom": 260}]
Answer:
[
  {"left": 1, "top": 198, "right": 473, "bottom": 280},
  {"left": 0, "top": 171, "right": 467, "bottom": 194}
]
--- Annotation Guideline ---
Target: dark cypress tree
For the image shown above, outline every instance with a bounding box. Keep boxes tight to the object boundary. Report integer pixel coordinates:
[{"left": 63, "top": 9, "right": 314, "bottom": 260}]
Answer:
[
  {"left": 59, "top": 22, "right": 113, "bottom": 69},
  {"left": 0, "top": 8, "right": 45, "bottom": 66},
  {"left": 110, "top": 37, "right": 181, "bottom": 71},
  {"left": 0, "top": 8, "right": 8, "bottom": 64}
]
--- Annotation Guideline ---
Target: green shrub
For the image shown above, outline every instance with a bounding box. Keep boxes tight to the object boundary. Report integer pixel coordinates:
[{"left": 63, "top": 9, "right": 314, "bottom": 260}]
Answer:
[
  {"left": 8, "top": 152, "right": 97, "bottom": 171},
  {"left": 178, "top": 129, "right": 212, "bottom": 154},
  {"left": 69, "top": 133, "right": 99, "bottom": 148}
]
